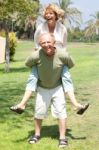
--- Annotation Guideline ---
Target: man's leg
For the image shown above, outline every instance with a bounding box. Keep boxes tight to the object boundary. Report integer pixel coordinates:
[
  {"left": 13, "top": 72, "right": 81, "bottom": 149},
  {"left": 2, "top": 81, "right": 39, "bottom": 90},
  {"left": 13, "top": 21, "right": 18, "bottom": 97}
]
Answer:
[
  {"left": 58, "top": 118, "right": 68, "bottom": 148},
  {"left": 34, "top": 118, "right": 42, "bottom": 136},
  {"left": 58, "top": 118, "right": 66, "bottom": 139},
  {"left": 29, "top": 87, "right": 51, "bottom": 144},
  {"left": 33, "top": 87, "right": 51, "bottom": 136},
  {"left": 29, "top": 118, "right": 42, "bottom": 144},
  {"left": 51, "top": 86, "right": 68, "bottom": 147},
  {"left": 51, "top": 86, "right": 67, "bottom": 139}
]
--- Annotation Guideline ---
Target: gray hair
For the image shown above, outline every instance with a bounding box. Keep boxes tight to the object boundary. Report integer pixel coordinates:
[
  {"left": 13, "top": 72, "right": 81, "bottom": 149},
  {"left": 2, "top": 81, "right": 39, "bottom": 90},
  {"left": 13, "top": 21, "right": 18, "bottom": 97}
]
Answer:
[{"left": 38, "top": 33, "right": 55, "bottom": 44}]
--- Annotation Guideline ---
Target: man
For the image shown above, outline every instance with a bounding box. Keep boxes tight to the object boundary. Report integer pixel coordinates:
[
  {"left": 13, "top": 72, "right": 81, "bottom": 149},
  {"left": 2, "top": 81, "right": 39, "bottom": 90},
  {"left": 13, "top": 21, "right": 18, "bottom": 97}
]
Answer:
[{"left": 25, "top": 33, "right": 74, "bottom": 148}]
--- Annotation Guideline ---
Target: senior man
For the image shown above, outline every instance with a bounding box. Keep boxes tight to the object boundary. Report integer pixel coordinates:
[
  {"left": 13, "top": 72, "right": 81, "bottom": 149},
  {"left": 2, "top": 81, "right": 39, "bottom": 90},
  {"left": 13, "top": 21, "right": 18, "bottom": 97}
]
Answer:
[{"left": 25, "top": 33, "right": 74, "bottom": 148}]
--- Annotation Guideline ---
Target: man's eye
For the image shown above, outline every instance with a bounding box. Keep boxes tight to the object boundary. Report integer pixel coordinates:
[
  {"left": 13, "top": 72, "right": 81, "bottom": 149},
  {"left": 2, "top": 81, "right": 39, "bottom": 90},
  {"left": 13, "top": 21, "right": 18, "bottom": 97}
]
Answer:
[{"left": 41, "top": 42, "right": 45, "bottom": 44}]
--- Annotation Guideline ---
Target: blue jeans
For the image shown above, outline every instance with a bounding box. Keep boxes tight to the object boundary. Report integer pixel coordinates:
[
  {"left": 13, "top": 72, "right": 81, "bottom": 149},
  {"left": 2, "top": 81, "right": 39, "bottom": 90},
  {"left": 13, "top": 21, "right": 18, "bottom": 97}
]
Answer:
[
  {"left": 61, "top": 65, "right": 74, "bottom": 92},
  {"left": 26, "top": 65, "right": 74, "bottom": 92},
  {"left": 26, "top": 65, "right": 38, "bottom": 91}
]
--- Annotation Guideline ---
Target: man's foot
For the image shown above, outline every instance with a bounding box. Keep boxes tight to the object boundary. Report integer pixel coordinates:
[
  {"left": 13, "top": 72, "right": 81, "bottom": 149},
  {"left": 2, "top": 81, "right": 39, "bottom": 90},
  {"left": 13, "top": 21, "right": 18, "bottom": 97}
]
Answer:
[
  {"left": 59, "top": 138, "right": 68, "bottom": 148},
  {"left": 77, "top": 103, "right": 89, "bottom": 115},
  {"left": 10, "top": 105, "right": 24, "bottom": 114},
  {"left": 28, "top": 135, "right": 40, "bottom": 144}
]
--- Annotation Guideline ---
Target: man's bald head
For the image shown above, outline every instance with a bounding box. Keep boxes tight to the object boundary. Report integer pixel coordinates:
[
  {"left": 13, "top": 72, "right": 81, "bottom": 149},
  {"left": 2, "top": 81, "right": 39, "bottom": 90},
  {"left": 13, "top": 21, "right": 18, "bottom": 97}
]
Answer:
[
  {"left": 38, "top": 33, "right": 56, "bottom": 56},
  {"left": 38, "top": 33, "right": 55, "bottom": 45}
]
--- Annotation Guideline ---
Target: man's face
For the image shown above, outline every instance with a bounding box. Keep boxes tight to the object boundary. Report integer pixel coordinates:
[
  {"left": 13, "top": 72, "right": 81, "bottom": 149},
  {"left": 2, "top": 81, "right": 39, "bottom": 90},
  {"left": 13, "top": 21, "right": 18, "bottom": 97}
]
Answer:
[{"left": 39, "top": 34, "right": 55, "bottom": 56}]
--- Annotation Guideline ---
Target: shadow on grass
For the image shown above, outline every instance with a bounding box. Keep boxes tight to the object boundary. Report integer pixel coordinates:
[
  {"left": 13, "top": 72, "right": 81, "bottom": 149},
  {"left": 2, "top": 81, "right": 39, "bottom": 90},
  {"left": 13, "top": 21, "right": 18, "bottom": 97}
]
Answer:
[
  {"left": 10, "top": 67, "right": 28, "bottom": 73},
  {"left": 0, "top": 67, "right": 28, "bottom": 73},
  {"left": 14, "top": 126, "right": 86, "bottom": 144},
  {"left": 67, "top": 131, "right": 86, "bottom": 140},
  {"left": 0, "top": 80, "right": 35, "bottom": 121}
]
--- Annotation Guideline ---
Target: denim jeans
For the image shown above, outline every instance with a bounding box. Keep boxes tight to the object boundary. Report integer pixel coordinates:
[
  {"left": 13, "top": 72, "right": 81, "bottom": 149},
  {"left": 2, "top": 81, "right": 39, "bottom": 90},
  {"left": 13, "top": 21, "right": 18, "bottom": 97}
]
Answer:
[
  {"left": 26, "top": 65, "right": 38, "bottom": 91},
  {"left": 61, "top": 65, "right": 74, "bottom": 92},
  {"left": 26, "top": 65, "right": 74, "bottom": 92}
]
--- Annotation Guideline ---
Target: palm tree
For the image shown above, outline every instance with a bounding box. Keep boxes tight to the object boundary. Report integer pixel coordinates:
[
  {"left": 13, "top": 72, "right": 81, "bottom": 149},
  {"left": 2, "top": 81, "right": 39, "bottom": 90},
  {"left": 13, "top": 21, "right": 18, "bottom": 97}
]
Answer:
[
  {"left": 84, "top": 11, "right": 99, "bottom": 37},
  {"left": 58, "top": 0, "right": 82, "bottom": 29}
]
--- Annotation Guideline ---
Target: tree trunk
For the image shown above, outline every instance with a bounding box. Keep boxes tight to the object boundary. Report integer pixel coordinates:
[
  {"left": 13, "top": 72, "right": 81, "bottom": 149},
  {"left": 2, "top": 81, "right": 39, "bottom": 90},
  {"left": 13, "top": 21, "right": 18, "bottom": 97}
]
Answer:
[
  {"left": 96, "top": 27, "right": 99, "bottom": 35},
  {"left": 5, "top": 25, "right": 10, "bottom": 72}
]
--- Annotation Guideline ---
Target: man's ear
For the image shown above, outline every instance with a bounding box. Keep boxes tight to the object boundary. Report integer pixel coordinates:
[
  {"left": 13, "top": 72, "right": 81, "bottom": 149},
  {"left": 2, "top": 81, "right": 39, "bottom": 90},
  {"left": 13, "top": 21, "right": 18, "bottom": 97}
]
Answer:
[{"left": 39, "top": 42, "right": 42, "bottom": 47}]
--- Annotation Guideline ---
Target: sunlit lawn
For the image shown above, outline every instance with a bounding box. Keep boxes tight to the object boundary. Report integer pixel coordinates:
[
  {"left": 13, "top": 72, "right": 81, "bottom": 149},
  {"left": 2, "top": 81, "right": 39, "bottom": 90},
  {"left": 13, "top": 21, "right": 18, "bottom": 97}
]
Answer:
[{"left": 0, "top": 41, "right": 99, "bottom": 150}]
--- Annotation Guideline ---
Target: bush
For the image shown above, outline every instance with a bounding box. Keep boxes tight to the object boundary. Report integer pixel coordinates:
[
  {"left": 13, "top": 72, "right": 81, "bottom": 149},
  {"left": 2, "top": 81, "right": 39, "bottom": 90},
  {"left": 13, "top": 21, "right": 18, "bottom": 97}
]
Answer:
[
  {"left": 0, "top": 29, "right": 6, "bottom": 37},
  {"left": 9, "top": 32, "right": 17, "bottom": 61},
  {"left": 0, "top": 30, "right": 17, "bottom": 61}
]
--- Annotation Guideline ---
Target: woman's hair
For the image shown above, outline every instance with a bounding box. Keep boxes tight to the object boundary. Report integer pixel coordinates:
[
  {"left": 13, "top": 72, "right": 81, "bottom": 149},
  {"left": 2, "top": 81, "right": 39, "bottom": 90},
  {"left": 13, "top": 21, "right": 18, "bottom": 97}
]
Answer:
[{"left": 43, "top": 4, "right": 65, "bottom": 21}]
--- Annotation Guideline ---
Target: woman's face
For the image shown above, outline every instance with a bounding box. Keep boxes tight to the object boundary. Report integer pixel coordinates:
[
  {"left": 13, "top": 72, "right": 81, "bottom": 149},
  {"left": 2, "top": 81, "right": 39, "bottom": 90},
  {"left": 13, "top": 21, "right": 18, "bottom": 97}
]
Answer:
[{"left": 44, "top": 9, "right": 57, "bottom": 24}]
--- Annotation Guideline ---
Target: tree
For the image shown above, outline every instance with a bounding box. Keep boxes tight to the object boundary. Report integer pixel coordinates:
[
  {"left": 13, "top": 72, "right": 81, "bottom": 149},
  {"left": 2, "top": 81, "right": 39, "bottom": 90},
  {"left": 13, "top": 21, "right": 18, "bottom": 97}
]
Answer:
[
  {"left": 68, "top": 27, "right": 84, "bottom": 42},
  {"left": 84, "top": 11, "right": 99, "bottom": 39},
  {"left": 58, "top": 0, "right": 82, "bottom": 29},
  {"left": 0, "top": 0, "right": 39, "bottom": 72}
]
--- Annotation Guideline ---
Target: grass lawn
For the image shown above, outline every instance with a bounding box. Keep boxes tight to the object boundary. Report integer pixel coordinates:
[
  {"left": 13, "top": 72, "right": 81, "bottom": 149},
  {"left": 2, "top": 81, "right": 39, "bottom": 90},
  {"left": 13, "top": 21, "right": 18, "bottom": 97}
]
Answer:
[{"left": 0, "top": 41, "right": 99, "bottom": 150}]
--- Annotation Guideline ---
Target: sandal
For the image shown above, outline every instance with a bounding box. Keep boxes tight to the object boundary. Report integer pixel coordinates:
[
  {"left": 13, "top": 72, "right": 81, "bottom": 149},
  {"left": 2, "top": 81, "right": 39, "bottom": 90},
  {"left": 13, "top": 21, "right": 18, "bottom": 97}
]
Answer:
[
  {"left": 77, "top": 103, "right": 89, "bottom": 115},
  {"left": 29, "top": 135, "right": 40, "bottom": 144},
  {"left": 10, "top": 106, "right": 24, "bottom": 114},
  {"left": 59, "top": 138, "right": 68, "bottom": 148}
]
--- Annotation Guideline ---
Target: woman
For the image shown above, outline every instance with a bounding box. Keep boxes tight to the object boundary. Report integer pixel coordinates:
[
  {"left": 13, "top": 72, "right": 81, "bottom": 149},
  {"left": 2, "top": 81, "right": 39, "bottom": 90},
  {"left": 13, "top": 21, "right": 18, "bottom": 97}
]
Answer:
[{"left": 10, "top": 4, "right": 89, "bottom": 115}]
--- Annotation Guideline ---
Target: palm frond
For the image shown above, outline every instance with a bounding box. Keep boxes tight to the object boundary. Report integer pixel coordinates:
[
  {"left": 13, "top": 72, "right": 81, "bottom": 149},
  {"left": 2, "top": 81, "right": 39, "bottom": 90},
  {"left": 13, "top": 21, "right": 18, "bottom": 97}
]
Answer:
[
  {"left": 85, "top": 11, "right": 99, "bottom": 36},
  {"left": 58, "top": 0, "right": 82, "bottom": 29}
]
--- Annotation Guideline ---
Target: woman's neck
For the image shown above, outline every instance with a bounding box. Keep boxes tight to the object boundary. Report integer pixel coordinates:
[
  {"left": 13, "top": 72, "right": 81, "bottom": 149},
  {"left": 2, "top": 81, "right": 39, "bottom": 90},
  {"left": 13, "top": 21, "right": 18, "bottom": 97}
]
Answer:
[{"left": 48, "top": 22, "right": 56, "bottom": 33}]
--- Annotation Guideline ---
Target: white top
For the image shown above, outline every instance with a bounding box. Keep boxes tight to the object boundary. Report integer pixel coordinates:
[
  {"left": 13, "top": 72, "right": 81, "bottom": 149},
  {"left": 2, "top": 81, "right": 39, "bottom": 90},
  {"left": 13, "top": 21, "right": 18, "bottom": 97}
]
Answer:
[{"left": 34, "top": 20, "right": 67, "bottom": 50}]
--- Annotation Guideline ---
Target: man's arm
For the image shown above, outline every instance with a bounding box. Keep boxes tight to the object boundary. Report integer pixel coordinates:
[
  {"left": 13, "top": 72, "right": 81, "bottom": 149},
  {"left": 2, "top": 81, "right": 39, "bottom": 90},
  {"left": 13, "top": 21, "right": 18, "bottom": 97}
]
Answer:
[
  {"left": 25, "top": 56, "right": 34, "bottom": 68},
  {"left": 25, "top": 51, "right": 39, "bottom": 68},
  {"left": 66, "top": 55, "right": 75, "bottom": 69},
  {"left": 63, "top": 51, "right": 75, "bottom": 69}
]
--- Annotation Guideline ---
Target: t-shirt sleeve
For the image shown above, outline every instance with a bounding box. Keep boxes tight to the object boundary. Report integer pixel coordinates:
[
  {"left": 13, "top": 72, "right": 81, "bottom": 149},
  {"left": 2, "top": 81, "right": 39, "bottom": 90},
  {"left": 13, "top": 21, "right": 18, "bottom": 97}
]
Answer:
[
  {"left": 62, "top": 51, "right": 75, "bottom": 69},
  {"left": 25, "top": 52, "right": 38, "bottom": 68}
]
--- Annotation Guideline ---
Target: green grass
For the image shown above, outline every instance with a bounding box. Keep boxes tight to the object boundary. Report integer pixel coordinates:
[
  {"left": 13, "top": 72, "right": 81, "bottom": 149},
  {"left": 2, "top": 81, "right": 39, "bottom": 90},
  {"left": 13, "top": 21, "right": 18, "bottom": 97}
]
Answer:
[{"left": 0, "top": 41, "right": 99, "bottom": 150}]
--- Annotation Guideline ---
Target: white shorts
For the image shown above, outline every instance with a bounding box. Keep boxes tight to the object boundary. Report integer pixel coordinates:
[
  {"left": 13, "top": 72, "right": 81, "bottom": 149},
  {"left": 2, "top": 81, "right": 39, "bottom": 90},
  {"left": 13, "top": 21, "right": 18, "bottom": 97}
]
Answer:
[{"left": 34, "top": 86, "right": 67, "bottom": 119}]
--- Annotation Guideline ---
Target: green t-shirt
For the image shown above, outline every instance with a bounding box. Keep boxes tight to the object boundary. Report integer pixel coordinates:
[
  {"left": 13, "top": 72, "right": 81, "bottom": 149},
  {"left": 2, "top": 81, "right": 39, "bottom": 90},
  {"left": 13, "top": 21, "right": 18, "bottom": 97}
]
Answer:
[{"left": 25, "top": 48, "right": 74, "bottom": 89}]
